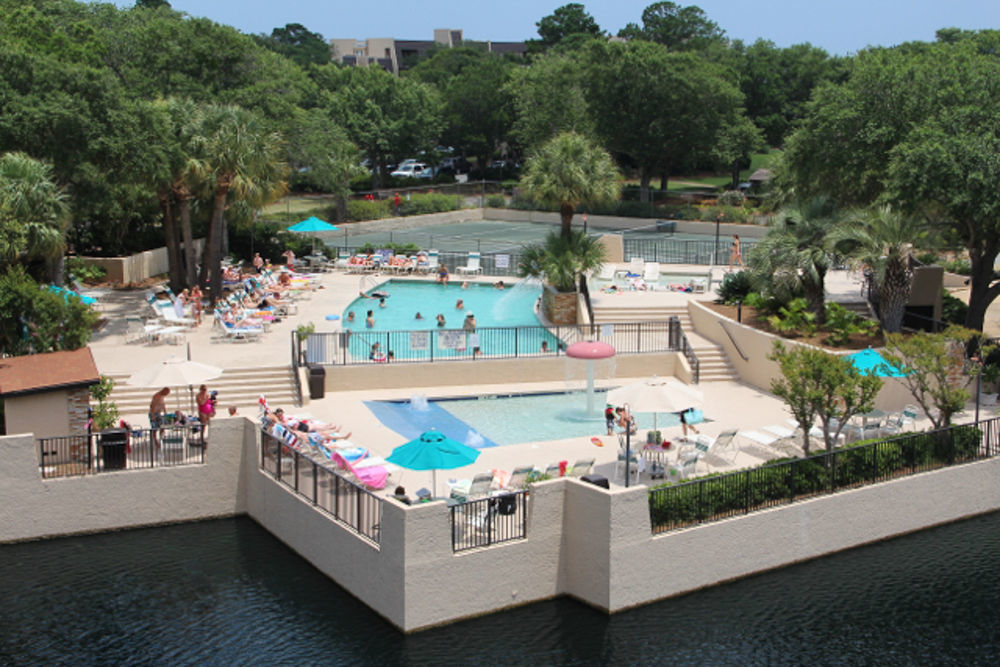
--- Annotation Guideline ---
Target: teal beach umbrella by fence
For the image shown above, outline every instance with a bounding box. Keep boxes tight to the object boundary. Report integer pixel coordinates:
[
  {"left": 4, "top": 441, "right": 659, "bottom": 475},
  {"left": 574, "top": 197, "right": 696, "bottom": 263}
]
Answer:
[
  {"left": 387, "top": 429, "right": 481, "bottom": 496},
  {"left": 845, "top": 348, "right": 906, "bottom": 377},
  {"left": 287, "top": 217, "right": 338, "bottom": 254}
]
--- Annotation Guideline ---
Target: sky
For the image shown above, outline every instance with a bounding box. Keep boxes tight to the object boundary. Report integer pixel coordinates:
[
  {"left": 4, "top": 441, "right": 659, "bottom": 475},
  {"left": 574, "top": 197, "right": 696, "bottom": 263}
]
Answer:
[{"left": 109, "top": 0, "right": 1000, "bottom": 55}]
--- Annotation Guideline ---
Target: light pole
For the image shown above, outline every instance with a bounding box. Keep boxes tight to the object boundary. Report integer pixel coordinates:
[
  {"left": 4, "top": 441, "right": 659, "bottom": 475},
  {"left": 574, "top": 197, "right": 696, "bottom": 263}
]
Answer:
[
  {"left": 624, "top": 402, "right": 632, "bottom": 488},
  {"left": 972, "top": 356, "right": 982, "bottom": 427}
]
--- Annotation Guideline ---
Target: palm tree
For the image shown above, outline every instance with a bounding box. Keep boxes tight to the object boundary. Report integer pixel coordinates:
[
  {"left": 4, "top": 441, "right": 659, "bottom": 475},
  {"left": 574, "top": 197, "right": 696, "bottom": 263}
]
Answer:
[
  {"left": 519, "top": 132, "right": 620, "bottom": 238},
  {"left": 833, "top": 206, "right": 924, "bottom": 333},
  {"left": 189, "top": 107, "right": 288, "bottom": 303},
  {"left": 748, "top": 197, "right": 842, "bottom": 324},
  {"left": 0, "top": 152, "right": 69, "bottom": 284},
  {"left": 519, "top": 230, "right": 607, "bottom": 293}
]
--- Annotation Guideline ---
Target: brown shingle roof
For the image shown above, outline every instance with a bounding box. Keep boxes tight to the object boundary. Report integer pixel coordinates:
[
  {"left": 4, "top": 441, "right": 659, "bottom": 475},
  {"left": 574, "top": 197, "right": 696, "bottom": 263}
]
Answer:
[{"left": 0, "top": 348, "right": 100, "bottom": 397}]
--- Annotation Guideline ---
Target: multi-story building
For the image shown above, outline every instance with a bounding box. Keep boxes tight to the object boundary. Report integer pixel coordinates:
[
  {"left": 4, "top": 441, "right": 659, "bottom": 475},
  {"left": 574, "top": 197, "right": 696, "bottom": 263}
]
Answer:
[{"left": 330, "top": 29, "right": 525, "bottom": 75}]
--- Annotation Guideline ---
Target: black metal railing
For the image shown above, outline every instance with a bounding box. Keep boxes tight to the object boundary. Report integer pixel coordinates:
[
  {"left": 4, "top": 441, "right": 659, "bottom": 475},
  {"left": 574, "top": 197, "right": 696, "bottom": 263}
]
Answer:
[
  {"left": 38, "top": 425, "right": 207, "bottom": 479},
  {"left": 450, "top": 490, "right": 528, "bottom": 552},
  {"left": 623, "top": 238, "right": 758, "bottom": 266},
  {"left": 303, "top": 320, "right": 690, "bottom": 366},
  {"left": 649, "top": 417, "right": 999, "bottom": 534},
  {"left": 290, "top": 332, "right": 303, "bottom": 405},
  {"left": 260, "top": 431, "right": 382, "bottom": 544}
]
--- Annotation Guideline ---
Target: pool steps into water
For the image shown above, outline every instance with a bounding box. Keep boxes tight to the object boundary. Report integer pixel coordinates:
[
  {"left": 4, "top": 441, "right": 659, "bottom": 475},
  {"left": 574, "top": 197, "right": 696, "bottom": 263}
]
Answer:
[{"left": 589, "top": 304, "right": 737, "bottom": 383}]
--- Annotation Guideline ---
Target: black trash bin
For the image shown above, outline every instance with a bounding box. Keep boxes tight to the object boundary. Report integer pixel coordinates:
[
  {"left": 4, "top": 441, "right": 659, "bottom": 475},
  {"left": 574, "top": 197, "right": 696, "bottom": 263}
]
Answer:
[
  {"left": 99, "top": 428, "right": 128, "bottom": 470},
  {"left": 580, "top": 474, "right": 610, "bottom": 489},
  {"left": 308, "top": 365, "right": 326, "bottom": 400}
]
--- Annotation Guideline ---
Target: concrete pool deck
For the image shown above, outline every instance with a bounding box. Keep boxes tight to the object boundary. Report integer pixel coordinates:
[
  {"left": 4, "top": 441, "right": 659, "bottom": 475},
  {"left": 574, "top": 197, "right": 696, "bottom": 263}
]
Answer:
[{"left": 88, "top": 264, "right": 957, "bottom": 495}]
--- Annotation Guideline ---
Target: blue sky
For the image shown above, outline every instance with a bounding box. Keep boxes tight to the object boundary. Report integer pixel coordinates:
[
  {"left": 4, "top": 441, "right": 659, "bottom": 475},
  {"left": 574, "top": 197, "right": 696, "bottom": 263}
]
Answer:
[{"left": 112, "top": 1, "right": 1000, "bottom": 55}]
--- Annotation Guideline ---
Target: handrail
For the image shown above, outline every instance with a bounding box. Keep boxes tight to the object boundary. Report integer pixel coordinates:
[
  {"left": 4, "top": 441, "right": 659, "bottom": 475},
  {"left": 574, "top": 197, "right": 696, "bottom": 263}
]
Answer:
[
  {"left": 290, "top": 331, "right": 303, "bottom": 406},
  {"left": 680, "top": 331, "right": 701, "bottom": 384},
  {"left": 718, "top": 319, "right": 750, "bottom": 362}
]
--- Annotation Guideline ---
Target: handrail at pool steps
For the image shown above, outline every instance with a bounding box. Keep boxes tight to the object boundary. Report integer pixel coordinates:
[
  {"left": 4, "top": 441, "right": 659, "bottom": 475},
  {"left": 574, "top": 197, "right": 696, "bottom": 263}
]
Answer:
[
  {"left": 718, "top": 319, "right": 750, "bottom": 362},
  {"left": 291, "top": 331, "right": 303, "bottom": 405},
  {"left": 302, "top": 320, "right": 694, "bottom": 366},
  {"left": 451, "top": 490, "right": 528, "bottom": 552},
  {"left": 259, "top": 429, "right": 383, "bottom": 545},
  {"left": 648, "top": 416, "right": 1000, "bottom": 534}
]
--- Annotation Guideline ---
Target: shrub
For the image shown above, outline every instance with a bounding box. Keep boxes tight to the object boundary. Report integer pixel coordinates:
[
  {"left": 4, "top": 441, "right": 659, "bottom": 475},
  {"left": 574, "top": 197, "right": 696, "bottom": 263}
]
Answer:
[
  {"left": 823, "top": 302, "right": 879, "bottom": 346},
  {"left": 486, "top": 194, "right": 507, "bottom": 208},
  {"left": 716, "top": 270, "right": 753, "bottom": 304},
  {"left": 916, "top": 251, "right": 940, "bottom": 265},
  {"left": 0, "top": 266, "right": 98, "bottom": 356},
  {"left": 66, "top": 257, "right": 107, "bottom": 284},
  {"left": 229, "top": 221, "right": 313, "bottom": 265},
  {"left": 942, "top": 291, "right": 968, "bottom": 325},
  {"left": 940, "top": 258, "right": 971, "bottom": 275},
  {"left": 397, "top": 193, "right": 464, "bottom": 216},
  {"left": 346, "top": 199, "right": 391, "bottom": 222},
  {"left": 356, "top": 242, "right": 421, "bottom": 255},
  {"left": 768, "top": 298, "right": 817, "bottom": 337},
  {"left": 717, "top": 190, "right": 746, "bottom": 207}
]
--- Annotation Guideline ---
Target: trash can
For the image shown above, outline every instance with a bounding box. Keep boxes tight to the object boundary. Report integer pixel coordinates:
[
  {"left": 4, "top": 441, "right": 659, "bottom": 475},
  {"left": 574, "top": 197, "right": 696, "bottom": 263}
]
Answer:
[
  {"left": 581, "top": 474, "right": 610, "bottom": 489},
  {"left": 99, "top": 428, "right": 128, "bottom": 470},
  {"left": 308, "top": 365, "right": 326, "bottom": 400}
]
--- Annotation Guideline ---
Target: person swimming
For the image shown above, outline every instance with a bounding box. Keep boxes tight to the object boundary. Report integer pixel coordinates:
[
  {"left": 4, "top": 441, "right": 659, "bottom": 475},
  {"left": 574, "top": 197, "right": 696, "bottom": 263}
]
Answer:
[
  {"left": 436, "top": 314, "right": 445, "bottom": 327},
  {"left": 456, "top": 299, "right": 464, "bottom": 310},
  {"left": 415, "top": 312, "right": 423, "bottom": 320},
  {"left": 379, "top": 297, "right": 386, "bottom": 308},
  {"left": 365, "top": 310, "right": 375, "bottom": 328},
  {"left": 347, "top": 311, "right": 355, "bottom": 322}
]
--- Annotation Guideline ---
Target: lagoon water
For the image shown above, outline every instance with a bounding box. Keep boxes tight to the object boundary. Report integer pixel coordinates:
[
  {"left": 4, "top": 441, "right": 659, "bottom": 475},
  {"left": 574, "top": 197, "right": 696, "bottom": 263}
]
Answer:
[{"left": 2, "top": 512, "right": 999, "bottom": 665}]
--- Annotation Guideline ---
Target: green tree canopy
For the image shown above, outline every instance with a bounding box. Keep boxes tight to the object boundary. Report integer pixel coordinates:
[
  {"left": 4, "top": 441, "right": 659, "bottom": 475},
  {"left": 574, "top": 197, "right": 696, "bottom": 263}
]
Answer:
[
  {"left": 519, "top": 132, "right": 620, "bottom": 238},
  {"left": 618, "top": 2, "right": 726, "bottom": 51},
  {"left": 0, "top": 152, "right": 69, "bottom": 283},
  {"left": 255, "top": 23, "right": 331, "bottom": 68},
  {"left": 518, "top": 229, "right": 606, "bottom": 293},
  {"left": 533, "top": 3, "right": 603, "bottom": 50},
  {"left": 780, "top": 39, "right": 1000, "bottom": 329},
  {"left": 507, "top": 50, "right": 595, "bottom": 151},
  {"left": 0, "top": 265, "right": 97, "bottom": 356}
]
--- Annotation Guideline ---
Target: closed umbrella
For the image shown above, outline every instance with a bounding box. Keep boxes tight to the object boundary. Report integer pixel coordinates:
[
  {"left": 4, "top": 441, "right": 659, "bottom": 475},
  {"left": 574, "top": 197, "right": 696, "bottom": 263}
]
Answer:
[
  {"left": 606, "top": 375, "right": 704, "bottom": 430},
  {"left": 386, "top": 429, "right": 481, "bottom": 497},
  {"left": 288, "top": 216, "right": 338, "bottom": 255}
]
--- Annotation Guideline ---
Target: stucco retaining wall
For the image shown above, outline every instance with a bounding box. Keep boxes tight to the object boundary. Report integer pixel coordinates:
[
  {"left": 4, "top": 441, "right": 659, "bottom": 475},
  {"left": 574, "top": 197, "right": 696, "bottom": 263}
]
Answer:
[
  {"left": 80, "top": 239, "right": 204, "bottom": 285},
  {"left": 688, "top": 300, "right": 913, "bottom": 411},
  {"left": 323, "top": 353, "right": 681, "bottom": 392},
  {"left": 0, "top": 417, "right": 251, "bottom": 543}
]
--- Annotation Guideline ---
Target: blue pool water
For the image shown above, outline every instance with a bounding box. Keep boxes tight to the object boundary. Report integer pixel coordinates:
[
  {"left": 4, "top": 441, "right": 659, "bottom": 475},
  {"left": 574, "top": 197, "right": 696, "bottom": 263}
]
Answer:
[
  {"left": 340, "top": 279, "right": 558, "bottom": 361},
  {"left": 367, "top": 391, "right": 705, "bottom": 447}
]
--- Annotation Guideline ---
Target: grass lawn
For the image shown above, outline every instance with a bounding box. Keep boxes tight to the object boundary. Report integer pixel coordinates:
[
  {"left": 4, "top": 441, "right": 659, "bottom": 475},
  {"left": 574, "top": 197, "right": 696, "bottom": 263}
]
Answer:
[{"left": 261, "top": 195, "right": 336, "bottom": 224}]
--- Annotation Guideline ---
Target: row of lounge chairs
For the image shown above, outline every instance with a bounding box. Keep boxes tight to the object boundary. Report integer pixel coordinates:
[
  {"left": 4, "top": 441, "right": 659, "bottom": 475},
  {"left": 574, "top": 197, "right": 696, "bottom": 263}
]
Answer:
[
  {"left": 595, "top": 259, "right": 708, "bottom": 293},
  {"left": 337, "top": 249, "right": 483, "bottom": 276}
]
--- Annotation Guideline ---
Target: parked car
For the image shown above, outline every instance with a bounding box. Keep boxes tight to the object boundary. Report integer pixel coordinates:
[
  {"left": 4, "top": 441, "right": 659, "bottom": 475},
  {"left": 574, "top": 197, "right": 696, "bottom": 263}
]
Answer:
[
  {"left": 438, "top": 156, "right": 470, "bottom": 175},
  {"left": 391, "top": 162, "right": 434, "bottom": 179}
]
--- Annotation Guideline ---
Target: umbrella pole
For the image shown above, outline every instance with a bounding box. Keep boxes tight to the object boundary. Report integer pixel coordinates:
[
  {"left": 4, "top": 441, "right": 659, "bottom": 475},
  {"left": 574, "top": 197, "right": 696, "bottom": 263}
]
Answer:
[{"left": 433, "top": 470, "right": 437, "bottom": 499}]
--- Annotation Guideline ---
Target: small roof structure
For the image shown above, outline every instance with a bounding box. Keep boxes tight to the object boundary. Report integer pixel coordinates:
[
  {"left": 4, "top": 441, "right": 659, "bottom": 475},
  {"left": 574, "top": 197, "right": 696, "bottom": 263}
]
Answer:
[
  {"left": 0, "top": 348, "right": 100, "bottom": 398},
  {"left": 748, "top": 168, "right": 772, "bottom": 184}
]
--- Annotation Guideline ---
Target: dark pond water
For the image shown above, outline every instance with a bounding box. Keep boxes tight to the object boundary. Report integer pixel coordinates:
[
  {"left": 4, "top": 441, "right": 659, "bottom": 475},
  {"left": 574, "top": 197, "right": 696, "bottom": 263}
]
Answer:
[{"left": 2, "top": 512, "right": 999, "bottom": 665}]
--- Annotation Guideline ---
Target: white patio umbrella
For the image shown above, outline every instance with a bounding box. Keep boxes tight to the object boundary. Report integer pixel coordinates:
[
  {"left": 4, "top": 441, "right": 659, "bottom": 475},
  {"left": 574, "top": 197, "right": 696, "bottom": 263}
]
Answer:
[
  {"left": 606, "top": 376, "right": 704, "bottom": 430},
  {"left": 127, "top": 355, "right": 223, "bottom": 413}
]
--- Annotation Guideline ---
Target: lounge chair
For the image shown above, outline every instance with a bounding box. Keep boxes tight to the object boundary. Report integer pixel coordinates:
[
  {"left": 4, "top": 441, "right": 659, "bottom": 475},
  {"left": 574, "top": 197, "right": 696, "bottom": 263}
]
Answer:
[
  {"left": 331, "top": 450, "right": 389, "bottom": 490},
  {"left": 679, "top": 430, "right": 738, "bottom": 467},
  {"left": 544, "top": 462, "right": 563, "bottom": 478},
  {"left": 456, "top": 252, "right": 482, "bottom": 275},
  {"left": 149, "top": 296, "right": 196, "bottom": 328},
  {"left": 421, "top": 250, "right": 440, "bottom": 274},
  {"left": 627, "top": 257, "right": 644, "bottom": 276},
  {"left": 505, "top": 465, "right": 534, "bottom": 490},
  {"left": 124, "top": 315, "right": 165, "bottom": 345},
  {"left": 881, "top": 412, "right": 905, "bottom": 437},
  {"left": 450, "top": 472, "right": 494, "bottom": 503},
  {"left": 901, "top": 404, "right": 919, "bottom": 429},
  {"left": 568, "top": 458, "right": 595, "bottom": 477},
  {"left": 213, "top": 312, "right": 264, "bottom": 342},
  {"left": 596, "top": 264, "right": 616, "bottom": 282}
]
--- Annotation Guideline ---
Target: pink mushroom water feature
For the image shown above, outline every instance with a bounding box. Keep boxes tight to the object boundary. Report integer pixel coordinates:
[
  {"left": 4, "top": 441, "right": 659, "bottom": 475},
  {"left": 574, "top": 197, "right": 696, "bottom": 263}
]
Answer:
[{"left": 565, "top": 340, "right": 616, "bottom": 417}]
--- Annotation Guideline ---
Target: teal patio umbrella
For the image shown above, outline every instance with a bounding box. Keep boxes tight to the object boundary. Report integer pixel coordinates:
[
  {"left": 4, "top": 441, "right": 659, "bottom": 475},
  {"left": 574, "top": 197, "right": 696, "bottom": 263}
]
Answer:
[
  {"left": 287, "top": 216, "right": 338, "bottom": 254},
  {"left": 387, "top": 429, "right": 481, "bottom": 497},
  {"left": 845, "top": 348, "right": 906, "bottom": 377}
]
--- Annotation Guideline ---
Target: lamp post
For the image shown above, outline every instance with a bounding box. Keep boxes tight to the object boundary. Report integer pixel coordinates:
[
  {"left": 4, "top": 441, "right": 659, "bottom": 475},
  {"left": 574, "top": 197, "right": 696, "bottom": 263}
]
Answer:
[
  {"left": 624, "top": 401, "right": 632, "bottom": 488},
  {"left": 972, "top": 356, "right": 982, "bottom": 427},
  {"left": 713, "top": 213, "right": 722, "bottom": 265}
]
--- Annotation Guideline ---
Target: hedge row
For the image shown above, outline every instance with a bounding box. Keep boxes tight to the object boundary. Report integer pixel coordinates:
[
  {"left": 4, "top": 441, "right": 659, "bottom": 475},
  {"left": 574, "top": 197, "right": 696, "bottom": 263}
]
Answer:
[{"left": 649, "top": 426, "right": 983, "bottom": 530}]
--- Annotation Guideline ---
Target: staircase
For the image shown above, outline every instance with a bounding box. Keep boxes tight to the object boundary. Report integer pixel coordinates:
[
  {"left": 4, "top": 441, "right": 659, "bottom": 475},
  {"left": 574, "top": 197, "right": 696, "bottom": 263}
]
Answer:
[
  {"left": 104, "top": 365, "right": 299, "bottom": 420},
  {"left": 590, "top": 304, "right": 739, "bottom": 383}
]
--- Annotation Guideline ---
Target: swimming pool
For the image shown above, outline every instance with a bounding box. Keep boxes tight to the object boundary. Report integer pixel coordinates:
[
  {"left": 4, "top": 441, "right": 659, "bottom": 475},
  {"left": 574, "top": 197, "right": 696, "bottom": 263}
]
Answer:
[
  {"left": 366, "top": 391, "right": 706, "bottom": 447},
  {"left": 340, "top": 279, "right": 558, "bottom": 361}
]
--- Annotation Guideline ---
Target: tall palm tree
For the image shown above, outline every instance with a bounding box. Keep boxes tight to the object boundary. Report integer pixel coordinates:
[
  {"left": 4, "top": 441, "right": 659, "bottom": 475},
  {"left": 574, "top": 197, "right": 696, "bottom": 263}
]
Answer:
[
  {"left": 834, "top": 206, "right": 924, "bottom": 333},
  {"left": 519, "top": 230, "right": 606, "bottom": 292},
  {"left": 748, "top": 197, "right": 842, "bottom": 324},
  {"left": 519, "top": 132, "right": 620, "bottom": 238},
  {"left": 189, "top": 107, "right": 288, "bottom": 303},
  {"left": 0, "top": 152, "right": 69, "bottom": 284}
]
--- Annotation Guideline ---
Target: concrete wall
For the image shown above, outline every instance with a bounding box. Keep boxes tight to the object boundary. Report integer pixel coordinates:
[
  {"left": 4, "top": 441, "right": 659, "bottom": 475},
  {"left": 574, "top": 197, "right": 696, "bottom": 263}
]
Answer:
[
  {"left": 5, "top": 390, "right": 72, "bottom": 440},
  {"left": 80, "top": 239, "right": 204, "bottom": 285},
  {"left": 323, "top": 353, "right": 680, "bottom": 392},
  {"left": 0, "top": 417, "right": 250, "bottom": 543},
  {"left": 4, "top": 417, "right": 1000, "bottom": 632},
  {"left": 688, "top": 300, "right": 913, "bottom": 412}
]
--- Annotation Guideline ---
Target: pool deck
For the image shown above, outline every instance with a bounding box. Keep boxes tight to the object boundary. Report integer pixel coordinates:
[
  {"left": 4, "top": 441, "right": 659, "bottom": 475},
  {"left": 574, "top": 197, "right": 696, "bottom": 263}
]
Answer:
[{"left": 89, "top": 263, "right": 957, "bottom": 496}]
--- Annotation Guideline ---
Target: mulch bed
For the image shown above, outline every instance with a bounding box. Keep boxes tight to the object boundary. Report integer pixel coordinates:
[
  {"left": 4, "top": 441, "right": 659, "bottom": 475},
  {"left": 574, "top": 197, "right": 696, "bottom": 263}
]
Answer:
[{"left": 703, "top": 302, "right": 884, "bottom": 351}]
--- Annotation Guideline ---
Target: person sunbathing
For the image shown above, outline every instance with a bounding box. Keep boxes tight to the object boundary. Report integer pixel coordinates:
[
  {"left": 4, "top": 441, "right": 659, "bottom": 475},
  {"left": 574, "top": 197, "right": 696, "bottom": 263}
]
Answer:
[
  {"left": 271, "top": 408, "right": 351, "bottom": 440},
  {"left": 222, "top": 266, "right": 242, "bottom": 281}
]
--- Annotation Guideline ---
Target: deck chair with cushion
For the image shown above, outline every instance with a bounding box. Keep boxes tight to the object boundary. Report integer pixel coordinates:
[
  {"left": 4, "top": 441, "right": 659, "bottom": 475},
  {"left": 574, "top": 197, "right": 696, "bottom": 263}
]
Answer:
[
  {"left": 504, "top": 465, "right": 535, "bottom": 490},
  {"left": 568, "top": 458, "right": 595, "bottom": 477},
  {"left": 450, "top": 472, "right": 494, "bottom": 503},
  {"left": 596, "top": 264, "right": 616, "bottom": 282},
  {"left": 331, "top": 450, "right": 389, "bottom": 490},
  {"left": 642, "top": 262, "right": 661, "bottom": 288},
  {"left": 456, "top": 251, "right": 482, "bottom": 275},
  {"left": 627, "top": 257, "right": 644, "bottom": 276}
]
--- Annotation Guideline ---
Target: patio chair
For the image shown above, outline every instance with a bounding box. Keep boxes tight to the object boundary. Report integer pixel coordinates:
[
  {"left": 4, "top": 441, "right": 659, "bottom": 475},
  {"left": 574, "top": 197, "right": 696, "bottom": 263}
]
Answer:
[
  {"left": 124, "top": 315, "right": 165, "bottom": 345},
  {"left": 596, "top": 264, "right": 616, "bottom": 282},
  {"left": 881, "top": 412, "right": 905, "bottom": 437},
  {"left": 456, "top": 252, "right": 482, "bottom": 275},
  {"left": 642, "top": 262, "right": 660, "bottom": 287},
  {"left": 627, "top": 257, "right": 644, "bottom": 276},
  {"left": 737, "top": 430, "right": 787, "bottom": 461},
  {"left": 450, "top": 472, "right": 494, "bottom": 503},
  {"left": 901, "top": 404, "right": 919, "bottom": 429},
  {"left": 615, "top": 448, "right": 640, "bottom": 485},
  {"left": 568, "top": 458, "right": 594, "bottom": 477},
  {"left": 424, "top": 250, "right": 440, "bottom": 274},
  {"left": 334, "top": 250, "right": 352, "bottom": 270},
  {"left": 664, "top": 452, "right": 701, "bottom": 484},
  {"left": 505, "top": 465, "right": 534, "bottom": 490}
]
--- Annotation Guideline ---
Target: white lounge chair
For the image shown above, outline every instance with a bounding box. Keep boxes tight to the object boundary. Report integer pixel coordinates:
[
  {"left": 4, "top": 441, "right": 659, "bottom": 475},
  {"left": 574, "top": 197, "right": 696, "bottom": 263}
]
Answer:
[
  {"left": 450, "top": 472, "right": 494, "bottom": 503},
  {"left": 213, "top": 312, "right": 264, "bottom": 342},
  {"left": 627, "top": 257, "right": 644, "bottom": 276},
  {"left": 568, "top": 458, "right": 594, "bottom": 477},
  {"left": 124, "top": 315, "right": 164, "bottom": 345},
  {"left": 456, "top": 251, "right": 482, "bottom": 275},
  {"left": 596, "top": 264, "right": 616, "bottom": 281}
]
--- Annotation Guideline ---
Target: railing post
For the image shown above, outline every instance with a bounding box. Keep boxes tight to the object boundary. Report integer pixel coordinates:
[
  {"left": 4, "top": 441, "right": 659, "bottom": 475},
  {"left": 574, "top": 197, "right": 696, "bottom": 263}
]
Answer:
[
  {"left": 313, "top": 460, "right": 318, "bottom": 504},
  {"left": 276, "top": 442, "right": 282, "bottom": 482},
  {"left": 744, "top": 469, "right": 751, "bottom": 514}
]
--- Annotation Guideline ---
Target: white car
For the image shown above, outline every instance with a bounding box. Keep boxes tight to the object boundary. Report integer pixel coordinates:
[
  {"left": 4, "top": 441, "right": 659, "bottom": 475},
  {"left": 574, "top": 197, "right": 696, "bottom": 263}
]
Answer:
[{"left": 391, "top": 162, "right": 433, "bottom": 179}]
